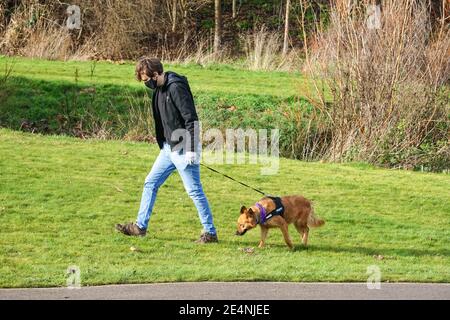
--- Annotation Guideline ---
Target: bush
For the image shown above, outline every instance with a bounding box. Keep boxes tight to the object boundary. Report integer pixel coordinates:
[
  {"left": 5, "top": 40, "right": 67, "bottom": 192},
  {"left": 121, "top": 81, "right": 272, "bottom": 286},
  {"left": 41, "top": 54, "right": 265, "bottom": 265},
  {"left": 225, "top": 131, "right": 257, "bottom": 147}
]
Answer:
[{"left": 301, "top": 0, "right": 450, "bottom": 171}]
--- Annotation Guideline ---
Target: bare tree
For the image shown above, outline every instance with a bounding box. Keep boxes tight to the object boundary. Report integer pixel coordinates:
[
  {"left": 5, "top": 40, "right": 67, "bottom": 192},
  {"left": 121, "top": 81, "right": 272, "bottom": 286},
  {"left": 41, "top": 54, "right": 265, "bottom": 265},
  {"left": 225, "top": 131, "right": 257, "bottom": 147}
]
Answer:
[
  {"left": 232, "top": 0, "right": 236, "bottom": 18},
  {"left": 282, "top": 0, "right": 290, "bottom": 56},
  {"left": 181, "top": 0, "right": 188, "bottom": 42},
  {"left": 214, "top": 0, "right": 222, "bottom": 55},
  {"left": 172, "top": 0, "right": 177, "bottom": 32},
  {"left": 165, "top": 0, "right": 178, "bottom": 32},
  {"left": 299, "top": 0, "right": 450, "bottom": 169},
  {"left": 179, "top": 0, "right": 210, "bottom": 43}
]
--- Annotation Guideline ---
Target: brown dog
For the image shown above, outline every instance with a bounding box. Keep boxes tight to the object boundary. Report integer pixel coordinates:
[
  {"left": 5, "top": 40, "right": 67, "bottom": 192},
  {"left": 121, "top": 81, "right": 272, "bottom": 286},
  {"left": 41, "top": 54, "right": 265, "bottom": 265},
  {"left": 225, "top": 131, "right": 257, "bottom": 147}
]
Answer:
[{"left": 236, "top": 195, "right": 324, "bottom": 249}]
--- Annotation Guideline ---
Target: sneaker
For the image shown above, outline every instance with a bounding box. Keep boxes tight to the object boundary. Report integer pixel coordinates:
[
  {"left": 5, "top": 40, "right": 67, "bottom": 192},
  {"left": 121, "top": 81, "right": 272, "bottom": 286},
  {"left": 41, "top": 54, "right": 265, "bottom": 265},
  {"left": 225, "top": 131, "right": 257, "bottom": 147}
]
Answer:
[
  {"left": 115, "top": 222, "right": 146, "bottom": 236},
  {"left": 195, "top": 232, "right": 218, "bottom": 244}
]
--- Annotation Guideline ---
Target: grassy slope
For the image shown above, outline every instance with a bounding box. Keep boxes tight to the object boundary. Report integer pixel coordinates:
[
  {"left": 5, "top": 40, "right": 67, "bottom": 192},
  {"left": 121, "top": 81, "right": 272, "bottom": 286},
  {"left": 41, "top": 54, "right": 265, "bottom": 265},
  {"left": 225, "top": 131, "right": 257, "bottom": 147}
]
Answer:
[
  {"left": 0, "top": 57, "right": 315, "bottom": 154},
  {"left": 0, "top": 56, "right": 304, "bottom": 97},
  {"left": 0, "top": 129, "right": 449, "bottom": 288}
]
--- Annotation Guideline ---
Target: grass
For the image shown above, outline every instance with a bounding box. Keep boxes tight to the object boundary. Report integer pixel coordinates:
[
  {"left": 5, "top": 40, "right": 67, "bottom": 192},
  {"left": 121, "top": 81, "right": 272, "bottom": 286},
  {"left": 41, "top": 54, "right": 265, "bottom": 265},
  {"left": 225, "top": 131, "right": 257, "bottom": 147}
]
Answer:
[
  {"left": 0, "top": 56, "right": 305, "bottom": 97},
  {"left": 0, "top": 56, "right": 317, "bottom": 155},
  {"left": 0, "top": 128, "right": 449, "bottom": 288}
]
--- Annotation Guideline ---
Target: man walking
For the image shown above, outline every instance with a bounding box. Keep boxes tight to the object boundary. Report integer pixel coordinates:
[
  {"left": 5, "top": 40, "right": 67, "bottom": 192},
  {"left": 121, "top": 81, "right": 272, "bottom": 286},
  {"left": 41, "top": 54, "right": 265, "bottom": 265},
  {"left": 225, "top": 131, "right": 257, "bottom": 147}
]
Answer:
[{"left": 116, "top": 57, "right": 218, "bottom": 243}]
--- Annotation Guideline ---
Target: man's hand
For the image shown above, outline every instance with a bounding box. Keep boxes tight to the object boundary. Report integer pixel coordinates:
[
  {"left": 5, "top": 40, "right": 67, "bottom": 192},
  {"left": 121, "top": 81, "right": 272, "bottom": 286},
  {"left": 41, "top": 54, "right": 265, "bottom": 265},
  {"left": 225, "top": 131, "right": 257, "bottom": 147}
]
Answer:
[{"left": 185, "top": 151, "right": 197, "bottom": 165}]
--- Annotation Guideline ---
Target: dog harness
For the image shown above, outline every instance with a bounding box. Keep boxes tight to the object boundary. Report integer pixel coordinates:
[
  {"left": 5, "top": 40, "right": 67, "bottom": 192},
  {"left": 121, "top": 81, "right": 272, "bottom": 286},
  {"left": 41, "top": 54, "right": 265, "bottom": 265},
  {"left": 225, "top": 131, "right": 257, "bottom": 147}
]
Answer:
[{"left": 254, "top": 196, "right": 285, "bottom": 225}]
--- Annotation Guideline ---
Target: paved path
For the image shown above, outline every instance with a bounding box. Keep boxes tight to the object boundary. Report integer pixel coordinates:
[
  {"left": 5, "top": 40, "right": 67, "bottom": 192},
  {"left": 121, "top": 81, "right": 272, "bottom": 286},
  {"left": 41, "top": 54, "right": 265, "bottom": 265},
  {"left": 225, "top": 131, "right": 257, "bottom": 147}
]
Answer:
[{"left": 1, "top": 282, "right": 449, "bottom": 300}]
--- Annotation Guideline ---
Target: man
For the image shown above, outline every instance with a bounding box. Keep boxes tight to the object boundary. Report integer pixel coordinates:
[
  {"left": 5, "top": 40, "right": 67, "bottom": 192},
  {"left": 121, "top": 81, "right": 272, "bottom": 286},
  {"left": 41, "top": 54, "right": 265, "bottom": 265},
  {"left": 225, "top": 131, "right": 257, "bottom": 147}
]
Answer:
[{"left": 116, "top": 57, "right": 218, "bottom": 243}]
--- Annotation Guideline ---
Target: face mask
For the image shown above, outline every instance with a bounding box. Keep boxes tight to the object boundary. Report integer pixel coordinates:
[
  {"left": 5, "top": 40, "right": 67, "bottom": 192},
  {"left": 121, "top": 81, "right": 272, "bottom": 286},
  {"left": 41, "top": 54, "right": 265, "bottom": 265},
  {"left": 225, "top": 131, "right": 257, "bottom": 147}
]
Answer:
[{"left": 144, "top": 78, "right": 158, "bottom": 90}]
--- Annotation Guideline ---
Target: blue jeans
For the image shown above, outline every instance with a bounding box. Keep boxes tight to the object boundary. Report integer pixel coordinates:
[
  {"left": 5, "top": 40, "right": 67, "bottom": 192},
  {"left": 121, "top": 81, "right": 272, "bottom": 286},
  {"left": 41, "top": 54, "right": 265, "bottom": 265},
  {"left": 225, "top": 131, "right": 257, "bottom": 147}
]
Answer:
[{"left": 136, "top": 143, "right": 216, "bottom": 235}]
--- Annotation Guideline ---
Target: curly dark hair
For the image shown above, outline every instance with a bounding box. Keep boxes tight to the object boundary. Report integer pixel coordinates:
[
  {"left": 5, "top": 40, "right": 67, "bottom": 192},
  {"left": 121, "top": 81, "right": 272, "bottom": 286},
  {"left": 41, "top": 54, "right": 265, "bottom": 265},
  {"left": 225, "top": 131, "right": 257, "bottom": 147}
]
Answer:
[{"left": 135, "top": 57, "right": 163, "bottom": 81}]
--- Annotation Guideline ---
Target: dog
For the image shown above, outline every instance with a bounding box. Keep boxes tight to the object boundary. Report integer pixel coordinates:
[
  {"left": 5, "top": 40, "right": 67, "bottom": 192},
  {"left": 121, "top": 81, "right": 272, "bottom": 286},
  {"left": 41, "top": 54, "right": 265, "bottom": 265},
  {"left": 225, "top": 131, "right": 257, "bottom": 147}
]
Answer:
[{"left": 236, "top": 195, "right": 325, "bottom": 250}]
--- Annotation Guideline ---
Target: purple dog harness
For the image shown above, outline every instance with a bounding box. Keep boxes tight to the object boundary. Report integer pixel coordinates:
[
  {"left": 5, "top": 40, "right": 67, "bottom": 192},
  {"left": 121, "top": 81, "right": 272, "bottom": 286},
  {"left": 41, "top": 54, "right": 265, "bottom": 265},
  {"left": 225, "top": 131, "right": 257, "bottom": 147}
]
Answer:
[
  {"left": 255, "top": 202, "right": 267, "bottom": 224},
  {"left": 254, "top": 196, "right": 284, "bottom": 225}
]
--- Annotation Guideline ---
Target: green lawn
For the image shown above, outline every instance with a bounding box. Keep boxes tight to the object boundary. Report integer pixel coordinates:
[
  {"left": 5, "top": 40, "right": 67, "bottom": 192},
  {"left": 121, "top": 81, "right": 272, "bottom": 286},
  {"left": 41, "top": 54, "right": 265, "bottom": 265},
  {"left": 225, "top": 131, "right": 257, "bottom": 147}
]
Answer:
[
  {"left": 0, "top": 56, "right": 305, "bottom": 97},
  {"left": 0, "top": 128, "right": 449, "bottom": 288},
  {"left": 0, "top": 56, "right": 316, "bottom": 157}
]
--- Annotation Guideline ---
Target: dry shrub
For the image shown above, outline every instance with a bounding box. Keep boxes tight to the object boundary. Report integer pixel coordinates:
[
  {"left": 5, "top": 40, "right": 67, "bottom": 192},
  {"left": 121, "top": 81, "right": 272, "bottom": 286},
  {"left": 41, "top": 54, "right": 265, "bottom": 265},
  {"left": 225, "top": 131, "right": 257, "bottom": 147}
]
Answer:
[
  {"left": 301, "top": 0, "right": 449, "bottom": 171},
  {"left": 84, "top": 0, "right": 155, "bottom": 60},
  {"left": 0, "top": 2, "right": 5, "bottom": 33},
  {"left": 2, "top": 0, "right": 291, "bottom": 64},
  {"left": 0, "top": 3, "right": 29, "bottom": 54},
  {"left": 77, "top": 0, "right": 210, "bottom": 61},
  {"left": 81, "top": 117, "right": 115, "bottom": 140},
  {"left": 240, "top": 26, "right": 301, "bottom": 71},
  {"left": 20, "top": 23, "right": 73, "bottom": 60},
  {"left": 69, "top": 35, "right": 98, "bottom": 61},
  {"left": 0, "top": 0, "right": 158, "bottom": 60},
  {"left": 0, "top": 0, "right": 59, "bottom": 54},
  {"left": 241, "top": 26, "right": 283, "bottom": 71},
  {"left": 155, "top": 32, "right": 219, "bottom": 65},
  {"left": 183, "top": 37, "right": 217, "bottom": 65},
  {"left": 278, "top": 48, "right": 303, "bottom": 71},
  {"left": 0, "top": 1, "right": 73, "bottom": 59}
]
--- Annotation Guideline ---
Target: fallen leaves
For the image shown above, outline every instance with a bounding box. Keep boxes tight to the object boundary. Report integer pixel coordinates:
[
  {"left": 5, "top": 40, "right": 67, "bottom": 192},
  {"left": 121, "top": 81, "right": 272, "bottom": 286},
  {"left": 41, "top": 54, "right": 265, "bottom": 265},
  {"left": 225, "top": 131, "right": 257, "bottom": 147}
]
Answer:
[
  {"left": 113, "top": 185, "right": 123, "bottom": 193},
  {"left": 239, "top": 247, "right": 255, "bottom": 254},
  {"left": 80, "top": 87, "right": 96, "bottom": 94}
]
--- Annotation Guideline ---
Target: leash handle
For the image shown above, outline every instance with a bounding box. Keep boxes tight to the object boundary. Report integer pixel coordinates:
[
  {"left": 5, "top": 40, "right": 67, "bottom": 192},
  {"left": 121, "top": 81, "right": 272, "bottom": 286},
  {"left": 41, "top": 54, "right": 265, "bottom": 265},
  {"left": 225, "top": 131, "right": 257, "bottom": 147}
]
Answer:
[{"left": 200, "top": 163, "right": 267, "bottom": 196}]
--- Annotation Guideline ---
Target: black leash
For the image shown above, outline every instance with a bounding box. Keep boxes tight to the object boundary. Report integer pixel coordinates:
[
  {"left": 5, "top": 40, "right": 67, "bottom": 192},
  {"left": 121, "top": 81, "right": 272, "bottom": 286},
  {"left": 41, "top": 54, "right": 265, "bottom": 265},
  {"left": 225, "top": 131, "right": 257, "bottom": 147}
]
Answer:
[{"left": 200, "top": 163, "right": 267, "bottom": 196}]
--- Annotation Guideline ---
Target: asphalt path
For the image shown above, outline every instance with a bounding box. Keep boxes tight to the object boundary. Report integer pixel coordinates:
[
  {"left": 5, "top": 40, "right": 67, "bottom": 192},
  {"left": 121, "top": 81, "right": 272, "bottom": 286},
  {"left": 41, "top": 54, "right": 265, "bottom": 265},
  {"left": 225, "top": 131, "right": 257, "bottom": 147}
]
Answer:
[{"left": 1, "top": 282, "right": 449, "bottom": 300}]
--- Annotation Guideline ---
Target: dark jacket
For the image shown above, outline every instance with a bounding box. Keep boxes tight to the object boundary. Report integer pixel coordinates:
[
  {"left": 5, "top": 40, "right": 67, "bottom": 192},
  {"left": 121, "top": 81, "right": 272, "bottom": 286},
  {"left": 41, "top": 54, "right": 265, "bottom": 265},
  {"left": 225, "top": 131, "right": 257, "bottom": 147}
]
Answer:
[{"left": 149, "top": 71, "right": 199, "bottom": 152}]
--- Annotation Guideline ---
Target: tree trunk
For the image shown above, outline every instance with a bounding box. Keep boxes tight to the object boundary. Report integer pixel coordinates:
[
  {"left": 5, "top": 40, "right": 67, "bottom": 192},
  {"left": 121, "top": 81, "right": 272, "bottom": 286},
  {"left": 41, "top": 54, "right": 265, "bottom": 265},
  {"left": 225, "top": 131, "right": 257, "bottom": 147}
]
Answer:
[
  {"left": 179, "top": 0, "right": 189, "bottom": 43},
  {"left": 232, "top": 0, "right": 236, "bottom": 18},
  {"left": 214, "top": 0, "right": 222, "bottom": 56},
  {"left": 172, "top": 0, "right": 177, "bottom": 32},
  {"left": 283, "top": 0, "right": 290, "bottom": 56},
  {"left": 183, "top": 7, "right": 188, "bottom": 43}
]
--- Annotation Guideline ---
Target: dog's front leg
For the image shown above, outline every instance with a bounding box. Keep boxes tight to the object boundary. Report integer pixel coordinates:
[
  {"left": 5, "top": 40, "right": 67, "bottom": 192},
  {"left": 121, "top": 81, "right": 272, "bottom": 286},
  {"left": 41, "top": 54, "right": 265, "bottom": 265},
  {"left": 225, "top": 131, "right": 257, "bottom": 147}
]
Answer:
[{"left": 259, "top": 226, "right": 269, "bottom": 248}]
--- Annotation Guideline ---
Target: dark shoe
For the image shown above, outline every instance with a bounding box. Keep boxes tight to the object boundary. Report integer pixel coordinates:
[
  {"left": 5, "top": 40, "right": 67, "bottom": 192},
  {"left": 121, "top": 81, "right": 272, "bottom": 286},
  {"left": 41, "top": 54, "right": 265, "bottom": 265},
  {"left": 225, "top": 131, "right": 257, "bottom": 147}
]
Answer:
[
  {"left": 195, "top": 232, "right": 218, "bottom": 244},
  {"left": 115, "top": 222, "right": 146, "bottom": 236}
]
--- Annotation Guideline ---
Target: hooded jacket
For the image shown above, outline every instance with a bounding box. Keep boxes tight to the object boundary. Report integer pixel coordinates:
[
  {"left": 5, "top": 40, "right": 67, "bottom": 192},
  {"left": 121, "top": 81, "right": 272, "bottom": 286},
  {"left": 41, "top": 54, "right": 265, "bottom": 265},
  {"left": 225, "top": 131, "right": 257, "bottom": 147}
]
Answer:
[{"left": 148, "top": 71, "right": 199, "bottom": 153}]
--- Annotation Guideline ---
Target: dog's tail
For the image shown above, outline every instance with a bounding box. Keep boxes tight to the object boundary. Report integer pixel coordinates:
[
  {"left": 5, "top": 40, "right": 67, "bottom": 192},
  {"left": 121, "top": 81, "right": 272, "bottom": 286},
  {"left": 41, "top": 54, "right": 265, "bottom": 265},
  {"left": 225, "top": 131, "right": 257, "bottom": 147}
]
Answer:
[{"left": 307, "top": 206, "right": 325, "bottom": 228}]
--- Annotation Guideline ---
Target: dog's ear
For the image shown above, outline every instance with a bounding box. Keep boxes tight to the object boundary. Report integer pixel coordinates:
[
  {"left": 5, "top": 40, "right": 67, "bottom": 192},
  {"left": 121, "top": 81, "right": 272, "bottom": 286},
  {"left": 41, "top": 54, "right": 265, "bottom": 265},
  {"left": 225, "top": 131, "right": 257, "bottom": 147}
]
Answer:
[
  {"left": 240, "top": 205, "right": 247, "bottom": 214},
  {"left": 247, "top": 208, "right": 257, "bottom": 226}
]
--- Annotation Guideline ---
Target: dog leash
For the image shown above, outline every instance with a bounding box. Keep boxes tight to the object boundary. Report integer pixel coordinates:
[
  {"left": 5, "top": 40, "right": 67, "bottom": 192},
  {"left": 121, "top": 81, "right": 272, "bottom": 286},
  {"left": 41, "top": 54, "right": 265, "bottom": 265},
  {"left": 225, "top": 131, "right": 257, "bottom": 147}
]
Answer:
[{"left": 200, "top": 163, "right": 267, "bottom": 196}]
